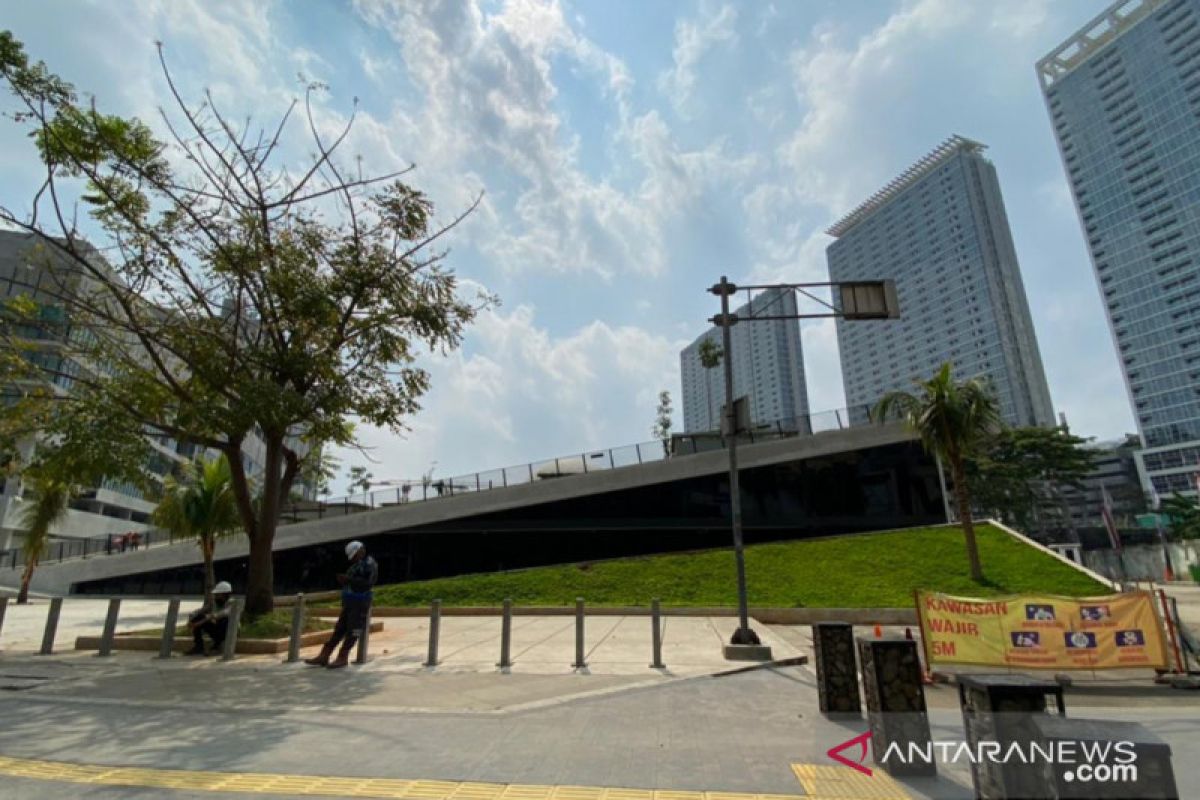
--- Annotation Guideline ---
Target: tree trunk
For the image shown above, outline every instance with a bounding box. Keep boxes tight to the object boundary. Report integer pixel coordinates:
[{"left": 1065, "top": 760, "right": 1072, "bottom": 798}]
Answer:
[
  {"left": 16, "top": 554, "right": 37, "bottom": 604},
  {"left": 201, "top": 536, "right": 216, "bottom": 606},
  {"left": 951, "top": 455, "right": 984, "bottom": 582},
  {"left": 243, "top": 435, "right": 284, "bottom": 616}
]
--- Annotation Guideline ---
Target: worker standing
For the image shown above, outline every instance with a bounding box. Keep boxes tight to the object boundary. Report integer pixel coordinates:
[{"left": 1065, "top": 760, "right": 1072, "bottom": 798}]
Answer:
[{"left": 305, "top": 540, "right": 378, "bottom": 669}]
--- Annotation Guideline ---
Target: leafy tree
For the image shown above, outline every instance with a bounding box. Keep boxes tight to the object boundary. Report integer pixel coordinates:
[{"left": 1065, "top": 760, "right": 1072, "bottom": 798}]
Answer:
[
  {"left": 153, "top": 455, "right": 241, "bottom": 604},
  {"left": 874, "top": 363, "right": 1001, "bottom": 581},
  {"left": 652, "top": 390, "right": 673, "bottom": 456},
  {"left": 1161, "top": 493, "right": 1200, "bottom": 541},
  {"left": 347, "top": 465, "right": 374, "bottom": 500},
  {"left": 697, "top": 338, "right": 723, "bottom": 430},
  {"left": 15, "top": 475, "right": 71, "bottom": 604},
  {"left": 968, "top": 426, "right": 1096, "bottom": 533},
  {"left": 0, "top": 33, "right": 492, "bottom": 614}
]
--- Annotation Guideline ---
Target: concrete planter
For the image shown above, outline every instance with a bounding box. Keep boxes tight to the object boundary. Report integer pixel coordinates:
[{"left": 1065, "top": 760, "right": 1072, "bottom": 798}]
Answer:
[{"left": 73, "top": 621, "right": 383, "bottom": 655}]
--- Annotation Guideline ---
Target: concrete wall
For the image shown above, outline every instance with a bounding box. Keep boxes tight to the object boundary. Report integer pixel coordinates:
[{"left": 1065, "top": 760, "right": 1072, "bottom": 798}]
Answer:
[{"left": 1083, "top": 541, "right": 1200, "bottom": 582}]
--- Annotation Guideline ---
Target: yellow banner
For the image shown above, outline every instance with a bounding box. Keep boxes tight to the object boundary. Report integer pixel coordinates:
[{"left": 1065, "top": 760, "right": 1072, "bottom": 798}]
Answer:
[{"left": 916, "top": 590, "right": 1169, "bottom": 670}]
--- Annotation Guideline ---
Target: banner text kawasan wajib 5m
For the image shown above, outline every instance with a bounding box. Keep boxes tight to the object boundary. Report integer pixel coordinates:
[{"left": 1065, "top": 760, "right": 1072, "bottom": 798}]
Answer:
[{"left": 915, "top": 590, "right": 1169, "bottom": 670}]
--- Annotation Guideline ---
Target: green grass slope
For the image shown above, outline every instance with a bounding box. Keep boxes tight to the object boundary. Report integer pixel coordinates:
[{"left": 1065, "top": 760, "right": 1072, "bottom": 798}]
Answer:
[{"left": 369, "top": 524, "right": 1110, "bottom": 609}]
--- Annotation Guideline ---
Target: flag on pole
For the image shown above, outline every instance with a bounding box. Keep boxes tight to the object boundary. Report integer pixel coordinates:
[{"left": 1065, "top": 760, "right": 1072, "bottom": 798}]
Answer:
[
  {"left": 1101, "top": 485, "right": 1122, "bottom": 552},
  {"left": 1149, "top": 485, "right": 1174, "bottom": 582}
]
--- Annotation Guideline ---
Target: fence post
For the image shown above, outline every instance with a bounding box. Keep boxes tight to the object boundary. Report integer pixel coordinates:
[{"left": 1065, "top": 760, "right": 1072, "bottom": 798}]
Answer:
[
  {"left": 497, "top": 598, "right": 513, "bottom": 669},
  {"left": 528, "top": 463, "right": 534, "bottom": 482},
  {"left": 221, "top": 598, "right": 243, "bottom": 661},
  {"left": 636, "top": 444, "right": 643, "bottom": 464},
  {"left": 609, "top": 450, "right": 615, "bottom": 469},
  {"left": 286, "top": 593, "right": 305, "bottom": 663},
  {"left": 39, "top": 597, "right": 64, "bottom": 655},
  {"left": 581, "top": 454, "right": 588, "bottom": 473},
  {"left": 0, "top": 596, "right": 8, "bottom": 645},
  {"left": 98, "top": 598, "right": 122, "bottom": 657},
  {"left": 355, "top": 605, "right": 372, "bottom": 665},
  {"left": 424, "top": 599, "right": 441, "bottom": 667},
  {"left": 572, "top": 597, "right": 587, "bottom": 669},
  {"left": 476, "top": 473, "right": 481, "bottom": 492},
  {"left": 650, "top": 598, "right": 665, "bottom": 669},
  {"left": 159, "top": 598, "right": 181, "bottom": 658}
]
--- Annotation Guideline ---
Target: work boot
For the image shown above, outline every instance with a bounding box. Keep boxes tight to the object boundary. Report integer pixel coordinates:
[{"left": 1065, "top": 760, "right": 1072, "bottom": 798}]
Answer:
[
  {"left": 327, "top": 640, "right": 355, "bottom": 670},
  {"left": 305, "top": 641, "right": 335, "bottom": 666},
  {"left": 184, "top": 645, "right": 205, "bottom": 657}
]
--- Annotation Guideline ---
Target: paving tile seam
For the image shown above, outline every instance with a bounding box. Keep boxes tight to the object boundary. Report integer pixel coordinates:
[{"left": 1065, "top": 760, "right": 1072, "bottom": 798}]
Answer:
[{"left": 0, "top": 754, "right": 826, "bottom": 800}]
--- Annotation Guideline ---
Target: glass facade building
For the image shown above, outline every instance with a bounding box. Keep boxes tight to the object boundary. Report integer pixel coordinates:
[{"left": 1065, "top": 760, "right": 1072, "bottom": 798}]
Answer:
[
  {"left": 1039, "top": 0, "right": 1200, "bottom": 498},
  {"left": 826, "top": 136, "right": 1056, "bottom": 428},
  {"left": 679, "top": 287, "right": 809, "bottom": 433}
]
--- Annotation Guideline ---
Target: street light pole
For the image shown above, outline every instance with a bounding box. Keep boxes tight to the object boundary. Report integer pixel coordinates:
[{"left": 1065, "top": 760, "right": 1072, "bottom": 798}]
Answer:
[
  {"left": 707, "top": 275, "right": 899, "bottom": 653},
  {"left": 713, "top": 276, "right": 758, "bottom": 646}
]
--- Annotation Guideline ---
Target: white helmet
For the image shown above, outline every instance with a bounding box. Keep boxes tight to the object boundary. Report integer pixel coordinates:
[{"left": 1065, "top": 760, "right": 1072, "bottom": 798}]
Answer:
[
  {"left": 345, "top": 541, "right": 364, "bottom": 560},
  {"left": 212, "top": 581, "right": 232, "bottom": 594}
]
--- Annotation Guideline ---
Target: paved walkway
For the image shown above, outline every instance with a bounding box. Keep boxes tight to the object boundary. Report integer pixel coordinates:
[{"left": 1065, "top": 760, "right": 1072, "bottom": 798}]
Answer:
[{"left": 0, "top": 591, "right": 1198, "bottom": 799}]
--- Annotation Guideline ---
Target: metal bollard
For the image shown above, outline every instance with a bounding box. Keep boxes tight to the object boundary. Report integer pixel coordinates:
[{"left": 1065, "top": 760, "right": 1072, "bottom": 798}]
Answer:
[
  {"left": 286, "top": 594, "right": 305, "bottom": 663},
  {"left": 158, "top": 598, "right": 181, "bottom": 658},
  {"left": 0, "top": 596, "right": 8, "bottom": 646},
  {"left": 98, "top": 598, "right": 122, "bottom": 657},
  {"left": 497, "top": 598, "right": 513, "bottom": 669},
  {"left": 221, "top": 598, "right": 242, "bottom": 661},
  {"left": 650, "top": 598, "right": 665, "bottom": 669},
  {"left": 424, "top": 599, "right": 441, "bottom": 667},
  {"left": 572, "top": 597, "right": 587, "bottom": 669},
  {"left": 355, "top": 605, "right": 372, "bottom": 665},
  {"left": 39, "top": 597, "right": 64, "bottom": 655}
]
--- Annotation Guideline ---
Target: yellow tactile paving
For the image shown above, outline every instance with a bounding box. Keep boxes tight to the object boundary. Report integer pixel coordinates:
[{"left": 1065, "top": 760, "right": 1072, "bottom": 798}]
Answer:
[
  {"left": 0, "top": 754, "right": 913, "bottom": 800},
  {"left": 791, "top": 764, "right": 911, "bottom": 799}
]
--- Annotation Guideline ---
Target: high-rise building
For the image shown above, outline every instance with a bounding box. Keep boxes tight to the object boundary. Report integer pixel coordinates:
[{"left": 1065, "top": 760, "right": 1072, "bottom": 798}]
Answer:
[
  {"left": 1038, "top": 0, "right": 1200, "bottom": 499},
  {"left": 826, "top": 136, "right": 1056, "bottom": 428},
  {"left": 679, "top": 287, "right": 808, "bottom": 433},
  {"left": 0, "top": 231, "right": 314, "bottom": 551}
]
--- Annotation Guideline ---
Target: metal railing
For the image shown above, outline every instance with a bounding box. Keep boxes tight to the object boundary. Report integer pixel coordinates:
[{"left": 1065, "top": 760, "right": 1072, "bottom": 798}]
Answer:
[{"left": 0, "top": 404, "right": 874, "bottom": 569}]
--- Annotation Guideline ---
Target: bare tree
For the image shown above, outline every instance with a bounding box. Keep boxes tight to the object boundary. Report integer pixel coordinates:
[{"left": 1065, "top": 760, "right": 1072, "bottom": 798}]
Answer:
[{"left": 0, "top": 33, "right": 493, "bottom": 614}]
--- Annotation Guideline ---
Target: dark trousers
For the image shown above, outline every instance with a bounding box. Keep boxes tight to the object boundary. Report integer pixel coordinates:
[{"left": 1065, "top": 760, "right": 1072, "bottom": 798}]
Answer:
[
  {"left": 328, "top": 597, "right": 370, "bottom": 651},
  {"left": 193, "top": 618, "right": 228, "bottom": 650}
]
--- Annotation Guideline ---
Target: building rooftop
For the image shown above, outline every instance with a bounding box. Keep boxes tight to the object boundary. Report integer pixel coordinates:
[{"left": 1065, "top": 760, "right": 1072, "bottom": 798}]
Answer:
[
  {"left": 824, "top": 135, "right": 986, "bottom": 238},
  {"left": 1036, "top": 0, "right": 1165, "bottom": 89}
]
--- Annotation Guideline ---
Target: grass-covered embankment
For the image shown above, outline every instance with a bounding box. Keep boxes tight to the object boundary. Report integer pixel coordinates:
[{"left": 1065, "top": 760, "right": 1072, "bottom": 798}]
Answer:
[{"left": 364, "top": 524, "right": 1109, "bottom": 608}]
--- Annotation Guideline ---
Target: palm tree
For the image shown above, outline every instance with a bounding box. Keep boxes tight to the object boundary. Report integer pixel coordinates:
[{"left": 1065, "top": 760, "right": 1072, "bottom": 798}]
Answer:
[
  {"left": 15, "top": 476, "right": 72, "bottom": 604},
  {"left": 698, "top": 338, "right": 723, "bottom": 430},
  {"left": 153, "top": 455, "right": 240, "bottom": 604},
  {"left": 874, "top": 363, "right": 1001, "bottom": 582}
]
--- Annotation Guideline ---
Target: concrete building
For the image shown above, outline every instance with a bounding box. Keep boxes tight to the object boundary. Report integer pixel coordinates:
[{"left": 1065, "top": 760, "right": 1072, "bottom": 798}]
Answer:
[
  {"left": 1038, "top": 0, "right": 1200, "bottom": 499},
  {"left": 1058, "top": 434, "right": 1147, "bottom": 530},
  {"left": 825, "top": 136, "right": 1056, "bottom": 428},
  {"left": 679, "top": 288, "right": 808, "bottom": 433},
  {"left": 0, "top": 231, "right": 312, "bottom": 551}
]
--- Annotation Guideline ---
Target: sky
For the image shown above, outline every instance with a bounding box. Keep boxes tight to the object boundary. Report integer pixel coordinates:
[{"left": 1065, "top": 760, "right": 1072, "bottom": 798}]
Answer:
[{"left": 0, "top": 0, "right": 1135, "bottom": 493}]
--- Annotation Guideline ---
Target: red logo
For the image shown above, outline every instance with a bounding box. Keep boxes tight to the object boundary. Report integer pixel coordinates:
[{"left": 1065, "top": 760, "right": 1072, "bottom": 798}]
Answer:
[{"left": 826, "top": 731, "right": 873, "bottom": 776}]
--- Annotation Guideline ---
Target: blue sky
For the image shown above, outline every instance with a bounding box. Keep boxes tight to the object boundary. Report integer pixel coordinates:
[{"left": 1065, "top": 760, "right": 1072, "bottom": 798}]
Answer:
[{"left": 1, "top": 0, "right": 1133, "bottom": 491}]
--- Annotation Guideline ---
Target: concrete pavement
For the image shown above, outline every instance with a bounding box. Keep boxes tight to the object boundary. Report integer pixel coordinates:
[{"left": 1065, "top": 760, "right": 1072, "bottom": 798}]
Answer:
[{"left": 0, "top": 589, "right": 1198, "bottom": 798}]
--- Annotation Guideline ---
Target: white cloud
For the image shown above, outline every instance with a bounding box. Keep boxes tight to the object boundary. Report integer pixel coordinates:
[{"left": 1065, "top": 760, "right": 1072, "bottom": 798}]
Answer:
[
  {"left": 658, "top": 4, "right": 739, "bottom": 115},
  {"left": 339, "top": 302, "right": 685, "bottom": 480}
]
